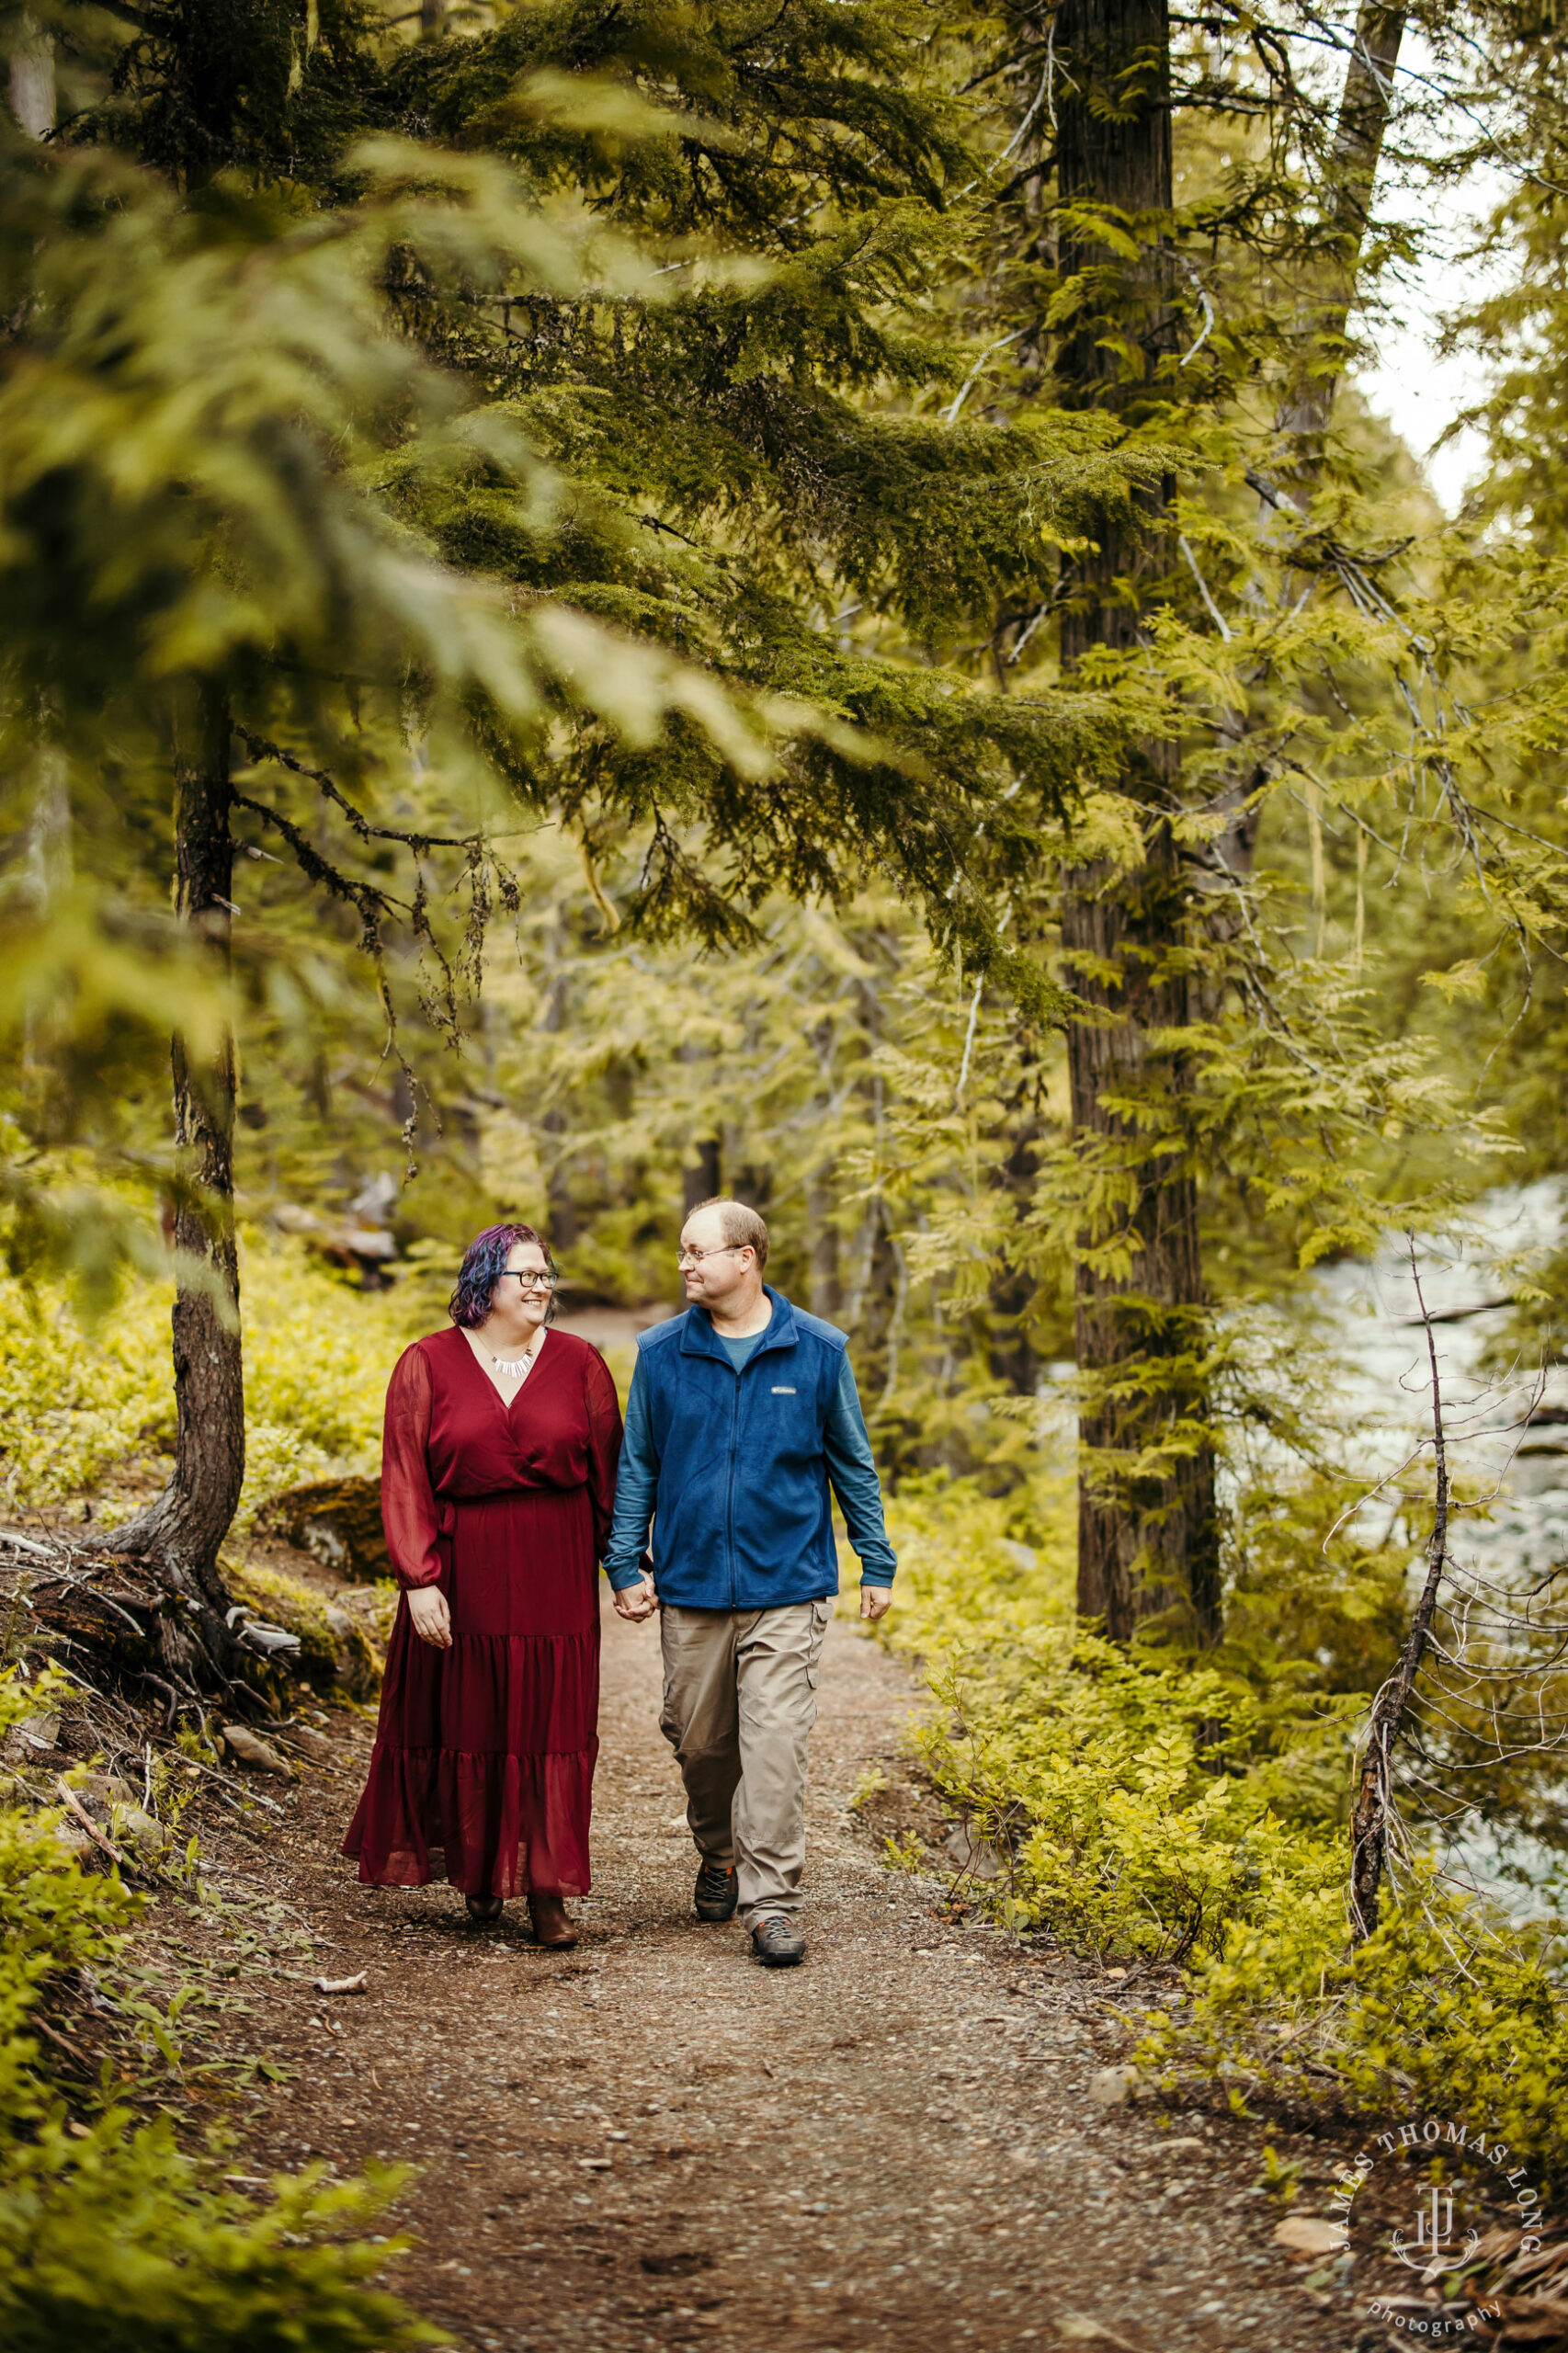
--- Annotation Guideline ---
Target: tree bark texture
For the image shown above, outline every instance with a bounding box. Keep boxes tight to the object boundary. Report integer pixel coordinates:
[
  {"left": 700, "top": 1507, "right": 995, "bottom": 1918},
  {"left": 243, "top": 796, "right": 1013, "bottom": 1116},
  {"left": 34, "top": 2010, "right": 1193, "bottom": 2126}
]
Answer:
[
  {"left": 1053, "top": 0, "right": 1221, "bottom": 1643},
  {"left": 107, "top": 688, "right": 244, "bottom": 1677}
]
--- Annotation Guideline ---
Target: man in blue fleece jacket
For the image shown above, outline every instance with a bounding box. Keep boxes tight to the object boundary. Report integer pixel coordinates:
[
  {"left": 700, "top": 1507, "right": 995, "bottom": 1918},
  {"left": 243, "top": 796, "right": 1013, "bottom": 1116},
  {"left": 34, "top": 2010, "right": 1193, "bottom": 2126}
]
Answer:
[{"left": 601, "top": 1196, "right": 895, "bottom": 1967}]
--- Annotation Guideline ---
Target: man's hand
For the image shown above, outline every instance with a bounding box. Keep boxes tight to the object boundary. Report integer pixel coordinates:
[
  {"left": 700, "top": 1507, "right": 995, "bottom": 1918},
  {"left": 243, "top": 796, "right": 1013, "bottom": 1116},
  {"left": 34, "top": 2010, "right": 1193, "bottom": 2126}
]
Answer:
[
  {"left": 612, "top": 1573, "right": 659, "bottom": 1623},
  {"left": 407, "top": 1586, "right": 452, "bottom": 1648},
  {"left": 859, "top": 1584, "right": 893, "bottom": 1623}
]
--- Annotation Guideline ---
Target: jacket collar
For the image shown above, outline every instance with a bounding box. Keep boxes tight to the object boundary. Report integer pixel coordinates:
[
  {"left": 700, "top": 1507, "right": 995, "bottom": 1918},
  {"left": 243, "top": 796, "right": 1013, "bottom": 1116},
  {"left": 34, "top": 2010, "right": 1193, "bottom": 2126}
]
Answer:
[{"left": 678, "top": 1284, "right": 799, "bottom": 1360}]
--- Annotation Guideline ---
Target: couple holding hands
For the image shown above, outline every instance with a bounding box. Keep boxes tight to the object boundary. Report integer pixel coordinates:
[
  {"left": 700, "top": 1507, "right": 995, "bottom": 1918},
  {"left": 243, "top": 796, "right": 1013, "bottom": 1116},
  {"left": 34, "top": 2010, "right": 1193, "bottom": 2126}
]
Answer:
[{"left": 343, "top": 1199, "right": 895, "bottom": 1968}]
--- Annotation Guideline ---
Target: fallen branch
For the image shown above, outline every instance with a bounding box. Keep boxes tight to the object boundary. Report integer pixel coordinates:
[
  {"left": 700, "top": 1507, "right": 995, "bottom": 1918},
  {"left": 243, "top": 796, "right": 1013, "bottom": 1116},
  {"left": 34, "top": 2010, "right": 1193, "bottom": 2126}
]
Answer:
[
  {"left": 54, "top": 1776, "right": 126, "bottom": 1866},
  {"left": 1348, "top": 1234, "right": 1451, "bottom": 1942}
]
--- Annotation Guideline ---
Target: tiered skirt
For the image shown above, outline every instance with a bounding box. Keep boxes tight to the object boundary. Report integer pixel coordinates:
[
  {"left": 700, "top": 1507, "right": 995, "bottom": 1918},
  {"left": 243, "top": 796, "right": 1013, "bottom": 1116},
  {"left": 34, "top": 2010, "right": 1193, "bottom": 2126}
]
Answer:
[{"left": 343, "top": 1487, "right": 598, "bottom": 1898}]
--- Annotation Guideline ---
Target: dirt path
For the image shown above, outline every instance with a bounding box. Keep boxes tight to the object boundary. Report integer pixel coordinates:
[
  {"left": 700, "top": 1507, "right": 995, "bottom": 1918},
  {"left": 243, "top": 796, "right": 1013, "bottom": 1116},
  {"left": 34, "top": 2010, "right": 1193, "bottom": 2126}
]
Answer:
[{"left": 181, "top": 1602, "right": 1345, "bottom": 2353}]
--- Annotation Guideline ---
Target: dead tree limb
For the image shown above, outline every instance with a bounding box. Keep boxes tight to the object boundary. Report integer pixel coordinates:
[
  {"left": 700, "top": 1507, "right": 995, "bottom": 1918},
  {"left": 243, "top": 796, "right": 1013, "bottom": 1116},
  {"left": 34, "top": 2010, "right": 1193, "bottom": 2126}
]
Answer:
[{"left": 1348, "top": 1232, "right": 1450, "bottom": 1943}]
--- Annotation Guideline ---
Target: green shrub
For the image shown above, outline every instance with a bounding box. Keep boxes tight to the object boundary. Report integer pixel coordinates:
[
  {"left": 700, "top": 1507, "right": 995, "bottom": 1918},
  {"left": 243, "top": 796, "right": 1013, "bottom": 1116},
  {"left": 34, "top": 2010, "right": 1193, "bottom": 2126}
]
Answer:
[
  {"left": 878, "top": 1478, "right": 1568, "bottom": 2177},
  {"left": 0, "top": 1234, "right": 422, "bottom": 1524},
  {"left": 0, "top": 1667, "right": 439, "bottom": 2351},
  {"left": 1153, "top": 1877, "right": 1568, "bottom": 2183}
]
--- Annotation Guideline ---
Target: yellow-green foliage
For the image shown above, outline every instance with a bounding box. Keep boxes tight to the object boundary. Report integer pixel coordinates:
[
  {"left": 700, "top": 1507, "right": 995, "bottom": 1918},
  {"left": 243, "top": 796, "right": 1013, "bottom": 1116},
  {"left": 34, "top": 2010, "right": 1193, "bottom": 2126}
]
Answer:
[
  {"left": 880, "top": 1476, "right": 1344, "bottom": 1961},
  {"left": 878, "top": 1469, "right": 1076, "bottom": 1652},
  {"left": 0, "top": 1670, "right": 140, "bottom": 2032},
  {"left": 1153, "top": 1878, "right": 1568, "bottom": 2181},
  {"left": 0, "top": 1234, "right": 420, "bottom": 1527},
  {"left": 0, "top": 1276, "right": 175, "bottom": 1512},
  {"left": 881, "top": 1480, "right": 1568, "bottom": 2174},
  {"left": 0, "top": 1666, "right": 437, "bottom": 2351}
]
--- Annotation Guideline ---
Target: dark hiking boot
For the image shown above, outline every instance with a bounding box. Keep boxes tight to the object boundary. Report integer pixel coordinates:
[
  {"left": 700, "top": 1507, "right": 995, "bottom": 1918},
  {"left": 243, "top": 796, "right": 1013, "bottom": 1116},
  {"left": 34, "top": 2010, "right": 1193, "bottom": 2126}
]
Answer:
[
  {"left": 750, "top": 1914, "right": 805, "bottom": 1968},
  {"left": 465, "top": 1894, "right": 504, "bottom": 1924},
  {"left": 528, "top": 1893, "right": 578, "bottom": 1949},
  {"left": 695, "top": 1859, "right": 739, "bottom": 1922}
]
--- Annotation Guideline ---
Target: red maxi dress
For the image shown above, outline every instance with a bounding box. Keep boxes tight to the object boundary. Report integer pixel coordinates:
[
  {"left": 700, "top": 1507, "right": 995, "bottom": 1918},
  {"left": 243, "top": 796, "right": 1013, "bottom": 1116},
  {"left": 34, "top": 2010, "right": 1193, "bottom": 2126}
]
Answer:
[{"left": 343, "top": 1325, "right": 623, "bottom": 1899}]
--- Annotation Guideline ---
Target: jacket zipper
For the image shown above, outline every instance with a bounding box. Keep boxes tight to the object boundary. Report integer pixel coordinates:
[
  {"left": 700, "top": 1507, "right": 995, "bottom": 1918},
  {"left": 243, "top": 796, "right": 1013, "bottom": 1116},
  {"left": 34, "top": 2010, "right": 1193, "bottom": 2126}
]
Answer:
[
  {"left": 723, "top": 1316, "right": 788, "bottom": 1608},
  {"left": 726, "top": 1353, "right": 741, "bottom": 1608}
]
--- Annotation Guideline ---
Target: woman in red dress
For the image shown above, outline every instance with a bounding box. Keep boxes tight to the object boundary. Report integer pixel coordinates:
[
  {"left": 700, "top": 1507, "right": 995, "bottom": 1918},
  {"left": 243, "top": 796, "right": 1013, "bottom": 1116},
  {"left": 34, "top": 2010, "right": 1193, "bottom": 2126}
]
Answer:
[{"left": 343, "top": 1222, "right": 624, "bottom": 1948}]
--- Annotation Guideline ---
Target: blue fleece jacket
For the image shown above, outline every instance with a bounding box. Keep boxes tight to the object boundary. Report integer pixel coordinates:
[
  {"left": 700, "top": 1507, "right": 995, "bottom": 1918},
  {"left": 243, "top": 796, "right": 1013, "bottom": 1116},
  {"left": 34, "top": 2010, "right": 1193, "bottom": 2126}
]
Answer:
[{"left": 601, "top": 1287, "right": 896, "bottom": 1608}]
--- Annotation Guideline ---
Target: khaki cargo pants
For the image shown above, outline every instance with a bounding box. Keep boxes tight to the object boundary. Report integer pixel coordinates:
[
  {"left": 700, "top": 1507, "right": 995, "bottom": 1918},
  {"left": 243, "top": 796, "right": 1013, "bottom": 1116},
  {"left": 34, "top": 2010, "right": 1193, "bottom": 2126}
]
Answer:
[{"left": 659, "top": 1598, "right": 831, "bottom": 1930}]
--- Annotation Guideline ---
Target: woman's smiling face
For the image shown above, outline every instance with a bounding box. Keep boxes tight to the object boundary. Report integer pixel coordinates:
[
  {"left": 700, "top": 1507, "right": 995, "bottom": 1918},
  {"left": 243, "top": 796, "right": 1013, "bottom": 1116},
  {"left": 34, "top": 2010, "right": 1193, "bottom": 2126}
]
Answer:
[{"left": 490, "top": 1238, "right": 553, "bottom": 1327}]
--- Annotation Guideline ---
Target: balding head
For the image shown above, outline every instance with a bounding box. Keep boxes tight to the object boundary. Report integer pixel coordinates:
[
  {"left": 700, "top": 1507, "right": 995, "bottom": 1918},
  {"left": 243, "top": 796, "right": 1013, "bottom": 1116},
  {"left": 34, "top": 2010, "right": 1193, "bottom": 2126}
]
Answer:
[{"left": 681, "top": 1197, "right": 769, "bottom": 1268}]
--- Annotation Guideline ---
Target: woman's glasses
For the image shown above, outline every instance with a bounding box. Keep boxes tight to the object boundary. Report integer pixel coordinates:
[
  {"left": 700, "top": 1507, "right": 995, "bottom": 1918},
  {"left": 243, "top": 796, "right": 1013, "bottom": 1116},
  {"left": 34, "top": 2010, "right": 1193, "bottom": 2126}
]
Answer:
[{"left": 498, "top": 1270, "right": 559, "bottom": 1297}]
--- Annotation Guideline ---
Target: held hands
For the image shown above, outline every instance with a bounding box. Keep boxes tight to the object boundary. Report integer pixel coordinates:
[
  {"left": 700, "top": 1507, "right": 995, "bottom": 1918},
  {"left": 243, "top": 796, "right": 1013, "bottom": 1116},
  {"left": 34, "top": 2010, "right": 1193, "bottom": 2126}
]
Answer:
[
  {"left": 859, "top": 1584, "right": 893, "bottom": 1623},
  {"left": 612, "top": 1573, "right": 659, "bottom": 1623},
  {"left": 407, "top": 1586, "right": 453, "bottom": 1648}
]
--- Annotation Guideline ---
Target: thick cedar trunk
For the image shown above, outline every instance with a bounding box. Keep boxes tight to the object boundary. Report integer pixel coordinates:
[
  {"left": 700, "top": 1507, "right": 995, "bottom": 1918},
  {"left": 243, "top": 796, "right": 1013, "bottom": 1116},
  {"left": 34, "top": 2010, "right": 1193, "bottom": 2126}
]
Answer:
[
  {"left": 1054, "top": 0, "right": 1221, "bottom": 1643},
  {"left": 106, "top": 688, "right": 244, "bottom": 1678}
]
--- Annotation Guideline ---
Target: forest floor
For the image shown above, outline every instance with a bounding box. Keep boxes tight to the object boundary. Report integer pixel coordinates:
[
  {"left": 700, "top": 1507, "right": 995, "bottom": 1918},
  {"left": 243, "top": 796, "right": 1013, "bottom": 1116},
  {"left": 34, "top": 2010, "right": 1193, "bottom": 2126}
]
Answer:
[{"left": 136, "top": 1589, "right": 1387, "bottom": 2353}]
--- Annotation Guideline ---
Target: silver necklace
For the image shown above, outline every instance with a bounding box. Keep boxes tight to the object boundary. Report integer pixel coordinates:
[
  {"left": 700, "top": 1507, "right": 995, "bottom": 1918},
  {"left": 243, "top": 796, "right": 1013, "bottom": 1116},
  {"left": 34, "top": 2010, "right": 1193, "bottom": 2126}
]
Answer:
[{"left": 490, "top": 1343, "right": 537, "bottom": 1381}]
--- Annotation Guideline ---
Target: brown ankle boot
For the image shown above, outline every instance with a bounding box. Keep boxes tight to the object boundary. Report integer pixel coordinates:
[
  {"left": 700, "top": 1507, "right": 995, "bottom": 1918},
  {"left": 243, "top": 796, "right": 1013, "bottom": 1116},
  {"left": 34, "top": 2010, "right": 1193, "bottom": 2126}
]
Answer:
[
  {"left": 466, "top": 1893, "right": 504, "bottom": 1924},
  {"left": 528, "top": 1893, "right": 577, "bottom": 1949}
]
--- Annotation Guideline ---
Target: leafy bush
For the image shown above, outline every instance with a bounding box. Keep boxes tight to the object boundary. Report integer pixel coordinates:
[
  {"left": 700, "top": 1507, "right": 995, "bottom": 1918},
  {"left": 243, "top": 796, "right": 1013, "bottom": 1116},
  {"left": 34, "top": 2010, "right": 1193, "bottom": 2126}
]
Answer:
[
  {"left": 0, "top": 1275, "right": 176, "bottom": 1512},
  {"left": 1154, "top": 1878, "right": 1568, "bottom": 2181},
  {"left": 879, "top": 1478, "right": 1568, "bottom": 2175},
  {"left": 880, "top": 1485, "right": 1347, "bottom": 1963},
  {"left": 0, "top": 1233, "right": 423, "bottom": 1524},
  {"left": 0, "top": 1667, "right": 438, "bottom": 2350}
]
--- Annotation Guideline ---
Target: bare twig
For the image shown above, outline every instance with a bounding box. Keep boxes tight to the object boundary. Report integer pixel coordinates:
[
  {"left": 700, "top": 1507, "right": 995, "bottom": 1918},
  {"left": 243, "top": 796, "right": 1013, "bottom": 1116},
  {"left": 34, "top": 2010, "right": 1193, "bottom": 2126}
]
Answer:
[{"left": 1347, "top": 1234, "right": 1449, "bottom": 1943}]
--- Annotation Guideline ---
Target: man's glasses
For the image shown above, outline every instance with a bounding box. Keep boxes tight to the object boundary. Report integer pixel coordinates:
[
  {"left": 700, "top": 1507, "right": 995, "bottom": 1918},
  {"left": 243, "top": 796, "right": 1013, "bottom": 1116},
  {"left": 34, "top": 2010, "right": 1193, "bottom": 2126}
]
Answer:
[
  {"left": 676, "top": 1244, "right": 746, "bottom": 1269},
  {"left": 499, "top": 1270, "right": 558, "bottom": 1296}
]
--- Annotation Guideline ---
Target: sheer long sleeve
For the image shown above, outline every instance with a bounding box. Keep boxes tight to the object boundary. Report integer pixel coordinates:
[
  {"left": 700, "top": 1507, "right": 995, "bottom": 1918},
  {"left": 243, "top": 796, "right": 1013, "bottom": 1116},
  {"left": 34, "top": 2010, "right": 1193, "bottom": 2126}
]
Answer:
[
  {"left": 381, "top": 1344, "right": 443, "bottom": 1589},
  {"left": 602, "top": 1361, "right": 658, "bottom": 1588},
  {"left": 581, "top": 1345, "right": 625, "bottom": 1563}
]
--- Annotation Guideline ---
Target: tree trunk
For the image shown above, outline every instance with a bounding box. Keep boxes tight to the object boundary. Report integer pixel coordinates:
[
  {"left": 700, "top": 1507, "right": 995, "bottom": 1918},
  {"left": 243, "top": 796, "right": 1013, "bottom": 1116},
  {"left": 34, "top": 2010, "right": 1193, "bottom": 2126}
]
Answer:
[
  {"left": 1053, "top": 0, "right": 1221, "bottom": 1643},
  {"left": 1201, "top": 12, "right": 1407, "bottom": 959},
  {"left": 681, "top": 1145, "right": 721, "bottom": 1212},
  {"left": 106, "top": 688, "right": 244, "bottom": 1681},
  {"left": 807, "top": 1166, "right": 841, "bottom": 1319},
  {"left": 1277, "top": 5, "right": 1409, "bottom": 477}
]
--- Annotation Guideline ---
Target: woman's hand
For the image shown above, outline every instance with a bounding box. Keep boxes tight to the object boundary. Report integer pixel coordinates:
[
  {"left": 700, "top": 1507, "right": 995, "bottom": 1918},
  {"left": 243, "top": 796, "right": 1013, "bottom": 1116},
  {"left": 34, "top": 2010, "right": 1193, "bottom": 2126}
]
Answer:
[{"left": 407, "top": 1586, "right": 453, "bottom": 1648}]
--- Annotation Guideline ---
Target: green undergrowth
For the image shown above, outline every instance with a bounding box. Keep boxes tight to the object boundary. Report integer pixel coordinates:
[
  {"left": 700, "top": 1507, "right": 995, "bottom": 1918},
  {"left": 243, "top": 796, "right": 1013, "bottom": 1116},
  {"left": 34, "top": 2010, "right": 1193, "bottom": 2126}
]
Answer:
[
  {"left": 0, "top": 1665, "right": 440, "bottom": 2351},
  {"left": 878, "top": 1475, "right": 1568, "bottom": 2179},
  {"left": 0, "top": 1233, "right": 423, "bottom": 1533}
]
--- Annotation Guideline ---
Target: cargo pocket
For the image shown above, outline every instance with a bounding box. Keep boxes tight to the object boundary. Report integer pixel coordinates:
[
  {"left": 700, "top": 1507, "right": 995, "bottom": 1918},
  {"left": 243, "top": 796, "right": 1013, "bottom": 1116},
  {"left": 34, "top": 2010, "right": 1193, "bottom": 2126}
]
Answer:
[{"left": 805, "top": 1597, "right": 831, "bottom": 1688}]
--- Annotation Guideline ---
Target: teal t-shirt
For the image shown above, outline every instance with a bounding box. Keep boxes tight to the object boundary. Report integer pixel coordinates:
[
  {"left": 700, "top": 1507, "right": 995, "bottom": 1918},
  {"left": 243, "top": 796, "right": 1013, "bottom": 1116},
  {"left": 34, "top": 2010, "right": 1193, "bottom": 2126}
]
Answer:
[{"left": 718, "top": 1328, "right": 767, "bottom": 1372}]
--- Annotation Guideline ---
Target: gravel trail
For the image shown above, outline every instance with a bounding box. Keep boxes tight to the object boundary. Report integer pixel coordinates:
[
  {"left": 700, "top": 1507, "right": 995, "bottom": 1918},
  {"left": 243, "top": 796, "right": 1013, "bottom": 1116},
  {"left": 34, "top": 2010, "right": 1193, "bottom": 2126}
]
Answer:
[{"left": 189, "top": 1599, "right": 1339, "bottom": 2353}]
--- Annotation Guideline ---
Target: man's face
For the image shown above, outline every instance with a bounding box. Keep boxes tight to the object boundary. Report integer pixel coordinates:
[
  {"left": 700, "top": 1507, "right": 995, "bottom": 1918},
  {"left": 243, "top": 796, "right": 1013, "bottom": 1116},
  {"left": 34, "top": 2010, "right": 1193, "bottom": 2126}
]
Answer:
[{"left": 678, "top": 1207, "right": 754, "bottom": 1308}]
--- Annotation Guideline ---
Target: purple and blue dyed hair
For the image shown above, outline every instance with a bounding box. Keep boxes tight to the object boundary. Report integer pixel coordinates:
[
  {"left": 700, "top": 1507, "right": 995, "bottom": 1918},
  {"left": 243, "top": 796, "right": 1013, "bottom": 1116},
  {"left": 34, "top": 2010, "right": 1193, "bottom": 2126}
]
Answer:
[{"left": 448, "top": 1222, "right": 558, "bottom": 1330}]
